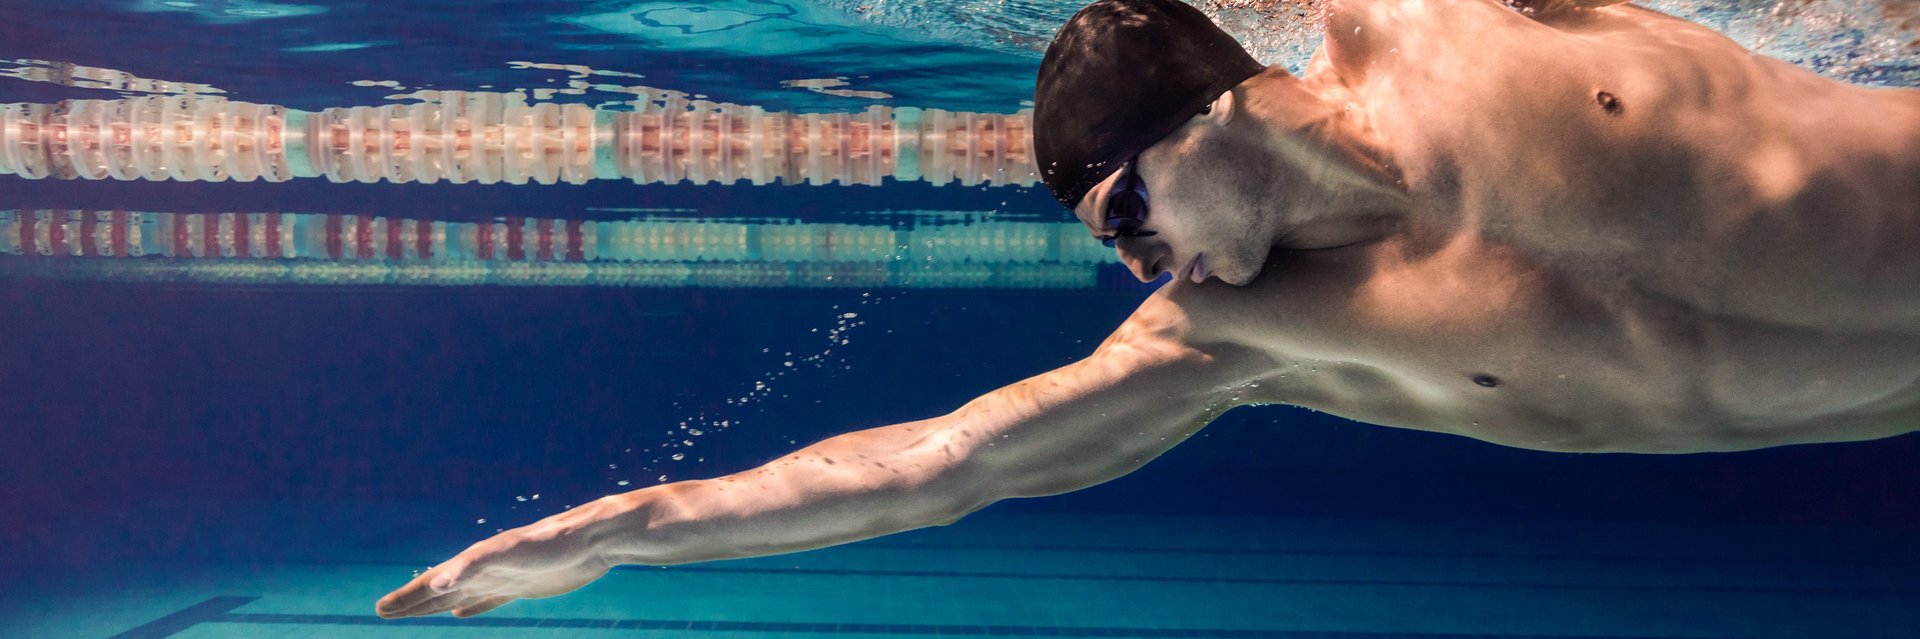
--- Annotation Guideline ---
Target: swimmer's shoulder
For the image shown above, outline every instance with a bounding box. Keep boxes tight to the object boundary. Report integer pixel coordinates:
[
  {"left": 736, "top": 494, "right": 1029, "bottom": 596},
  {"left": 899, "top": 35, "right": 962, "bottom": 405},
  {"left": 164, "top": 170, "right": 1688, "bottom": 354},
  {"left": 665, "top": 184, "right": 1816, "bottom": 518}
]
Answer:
[
  {"left": 1503, "top": 0, "right": 1631, "bottom": 20},
  {"left": 1327, "top": 0, "right": 1629, "bottom": 27},
  {"left": 1115, "top": 277, "right": 1271, "bottom": 367},
  {"left": 1327, "top": 0, "right": 1617, "bottom": 14},
  {"left": 1321, "top": 0, "right": 1543, "bottom": 77},
  {"left": 1151, "top": 247, "right": 1376, "bottom": 357}
]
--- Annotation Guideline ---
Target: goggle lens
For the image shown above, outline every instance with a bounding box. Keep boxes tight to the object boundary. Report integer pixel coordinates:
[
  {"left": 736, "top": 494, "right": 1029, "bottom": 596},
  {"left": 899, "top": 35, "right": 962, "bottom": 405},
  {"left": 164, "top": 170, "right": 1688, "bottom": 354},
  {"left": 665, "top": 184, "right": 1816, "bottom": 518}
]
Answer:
[{"left": 1099, "top": 161, "right": 1154, "bottom": 248}]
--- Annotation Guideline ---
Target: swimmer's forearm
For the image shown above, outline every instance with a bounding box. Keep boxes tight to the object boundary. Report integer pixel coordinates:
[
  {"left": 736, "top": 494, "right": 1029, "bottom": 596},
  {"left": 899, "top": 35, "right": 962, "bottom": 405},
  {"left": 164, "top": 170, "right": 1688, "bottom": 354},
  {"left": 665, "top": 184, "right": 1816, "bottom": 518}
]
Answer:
[{"left": 579, "top": 415, "right": 989, "bottom": 566}]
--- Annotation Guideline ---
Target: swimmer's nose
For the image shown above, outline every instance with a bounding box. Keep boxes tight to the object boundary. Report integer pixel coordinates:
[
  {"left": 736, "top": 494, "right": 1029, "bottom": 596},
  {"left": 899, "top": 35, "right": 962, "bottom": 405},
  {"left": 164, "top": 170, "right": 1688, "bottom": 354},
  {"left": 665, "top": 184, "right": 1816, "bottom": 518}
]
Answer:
[{"left": 1124, "top": 253, "right": 1165, "bottom": 282}]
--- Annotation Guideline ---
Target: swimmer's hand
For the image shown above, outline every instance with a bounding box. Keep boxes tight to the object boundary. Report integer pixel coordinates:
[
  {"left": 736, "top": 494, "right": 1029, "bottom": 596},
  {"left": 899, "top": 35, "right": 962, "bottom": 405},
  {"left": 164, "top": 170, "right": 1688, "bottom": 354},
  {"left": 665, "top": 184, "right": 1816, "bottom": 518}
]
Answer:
[{"left": 375, "top": 498, "right": 622, "bottom": 619}]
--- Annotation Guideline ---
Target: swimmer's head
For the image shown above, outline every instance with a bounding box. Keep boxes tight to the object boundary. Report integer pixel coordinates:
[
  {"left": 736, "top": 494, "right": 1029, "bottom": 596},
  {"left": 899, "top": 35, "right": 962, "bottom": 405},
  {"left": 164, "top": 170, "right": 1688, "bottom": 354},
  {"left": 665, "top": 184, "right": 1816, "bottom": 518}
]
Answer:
[
  {"left": 1034, "top": 0, "right": 1266, "bottom": 211},
  {"left": 1065, "top": 85, "right": 1288, "bottom": 287}
]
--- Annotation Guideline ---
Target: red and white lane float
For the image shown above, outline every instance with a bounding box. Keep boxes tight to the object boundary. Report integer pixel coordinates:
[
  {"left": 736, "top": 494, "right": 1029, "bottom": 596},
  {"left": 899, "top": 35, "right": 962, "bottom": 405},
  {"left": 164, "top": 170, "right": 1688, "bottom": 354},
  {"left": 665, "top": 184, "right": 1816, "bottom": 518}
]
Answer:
[{"left": 0, "top": 92, "right": 1036, "bottom": 188}]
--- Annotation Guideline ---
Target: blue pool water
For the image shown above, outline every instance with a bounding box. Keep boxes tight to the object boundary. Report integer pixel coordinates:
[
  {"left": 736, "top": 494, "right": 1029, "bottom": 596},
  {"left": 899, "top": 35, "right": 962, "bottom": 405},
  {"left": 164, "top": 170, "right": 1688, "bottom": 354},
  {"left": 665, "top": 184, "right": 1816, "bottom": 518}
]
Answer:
[{"left": 2, "top": 1, "right": 1918, "bottom": 637}]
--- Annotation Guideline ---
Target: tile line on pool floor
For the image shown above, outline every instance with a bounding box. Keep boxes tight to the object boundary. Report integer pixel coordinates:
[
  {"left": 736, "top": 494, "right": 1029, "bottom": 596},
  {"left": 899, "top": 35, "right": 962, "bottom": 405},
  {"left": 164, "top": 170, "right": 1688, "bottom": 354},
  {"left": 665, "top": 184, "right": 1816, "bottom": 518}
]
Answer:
[
  {"left": 114, "top": 596, "right": 1752, "bottom": 639},
  {"left": 856, "top": 540, "right": 1920, "bottom": 568},
  {"left": 108, "top": 597, "right": 257, "bottom": 639}
]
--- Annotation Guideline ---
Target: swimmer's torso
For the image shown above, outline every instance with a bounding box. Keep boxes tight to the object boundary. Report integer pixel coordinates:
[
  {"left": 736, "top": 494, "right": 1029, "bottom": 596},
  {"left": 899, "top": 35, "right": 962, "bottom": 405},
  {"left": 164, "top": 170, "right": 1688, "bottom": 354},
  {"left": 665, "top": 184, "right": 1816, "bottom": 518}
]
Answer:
[{"left": 1173, "top": 0, "right": 1920, "bottom": 452}]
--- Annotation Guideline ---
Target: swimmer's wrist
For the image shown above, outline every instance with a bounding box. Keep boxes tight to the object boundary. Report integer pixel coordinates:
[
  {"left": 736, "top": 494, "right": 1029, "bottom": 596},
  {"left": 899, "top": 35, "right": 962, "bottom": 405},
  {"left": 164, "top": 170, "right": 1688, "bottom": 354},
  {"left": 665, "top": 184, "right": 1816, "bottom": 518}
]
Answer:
[{"left": 577, "top": 486, "right": 698, "bottom": 566}]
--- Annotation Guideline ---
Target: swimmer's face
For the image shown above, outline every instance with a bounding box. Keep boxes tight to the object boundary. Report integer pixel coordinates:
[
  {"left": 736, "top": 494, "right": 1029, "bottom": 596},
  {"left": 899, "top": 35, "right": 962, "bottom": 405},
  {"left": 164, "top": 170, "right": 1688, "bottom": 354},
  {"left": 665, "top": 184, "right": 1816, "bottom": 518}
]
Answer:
[{"left": 1074, "top": 86, "right": 1282, "bottom": 286}]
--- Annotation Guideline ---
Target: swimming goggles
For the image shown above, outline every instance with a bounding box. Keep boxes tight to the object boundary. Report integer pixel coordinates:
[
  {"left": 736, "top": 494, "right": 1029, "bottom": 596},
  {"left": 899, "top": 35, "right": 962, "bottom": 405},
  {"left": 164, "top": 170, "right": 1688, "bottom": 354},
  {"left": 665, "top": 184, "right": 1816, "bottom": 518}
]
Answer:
[{"left": 1099, "top": 157, "right": 1155, "bottom": 248}]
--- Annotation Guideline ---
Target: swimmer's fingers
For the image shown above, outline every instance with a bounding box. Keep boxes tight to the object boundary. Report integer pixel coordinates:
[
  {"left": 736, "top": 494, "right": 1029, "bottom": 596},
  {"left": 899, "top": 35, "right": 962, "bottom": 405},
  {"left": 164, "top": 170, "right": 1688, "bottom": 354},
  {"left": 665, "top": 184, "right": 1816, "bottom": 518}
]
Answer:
[
  {"left": 376, "top": 551, "right": 493, "bottom": 618},
  {"left": 375, "top": 569, "right": 448, "bottom": 618},
  {"left": 384, "top": 590, "right": 481, "bottom": 619},
  {"left": 377, "top": 573, "right": 488, "bottom": 619},
  {"left": 453, "top": 596, "right": 515, "bottom": 618},
  {"left": 377, "top": 512, "right": 616, "bottom": 619},
  {"left": 429, "top": 554, "right": 482, "bottom": 593},
  {"left": 409, "top": 592, "right": 507, "bottom": 619}
]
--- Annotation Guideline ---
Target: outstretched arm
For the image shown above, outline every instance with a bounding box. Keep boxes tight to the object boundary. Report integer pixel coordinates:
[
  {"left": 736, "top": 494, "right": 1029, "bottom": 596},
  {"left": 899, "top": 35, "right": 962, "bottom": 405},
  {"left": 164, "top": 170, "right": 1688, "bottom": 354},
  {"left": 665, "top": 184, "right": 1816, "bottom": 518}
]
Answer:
[{"left": 376, "top": 292, "right": 1263, "bottom": 619}]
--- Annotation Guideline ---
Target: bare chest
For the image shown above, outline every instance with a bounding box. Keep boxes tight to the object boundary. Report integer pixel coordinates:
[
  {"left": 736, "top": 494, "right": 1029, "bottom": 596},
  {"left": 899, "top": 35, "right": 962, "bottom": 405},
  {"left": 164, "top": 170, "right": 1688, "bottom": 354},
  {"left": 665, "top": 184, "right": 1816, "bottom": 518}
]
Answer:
[
  {"left": 1332, "top": 0, "right": 1920, "bottom": 329},
  {"left": 1220, "top": 0, "right": 1920, "bottom": 450}
]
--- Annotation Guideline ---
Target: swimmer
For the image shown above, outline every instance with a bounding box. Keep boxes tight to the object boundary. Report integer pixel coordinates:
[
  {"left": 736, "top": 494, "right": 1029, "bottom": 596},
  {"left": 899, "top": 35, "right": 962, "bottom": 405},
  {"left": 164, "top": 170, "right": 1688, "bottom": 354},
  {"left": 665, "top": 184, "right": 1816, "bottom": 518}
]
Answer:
[{"left": 378, "top": 0, "right": 1919, "bottom": 619}]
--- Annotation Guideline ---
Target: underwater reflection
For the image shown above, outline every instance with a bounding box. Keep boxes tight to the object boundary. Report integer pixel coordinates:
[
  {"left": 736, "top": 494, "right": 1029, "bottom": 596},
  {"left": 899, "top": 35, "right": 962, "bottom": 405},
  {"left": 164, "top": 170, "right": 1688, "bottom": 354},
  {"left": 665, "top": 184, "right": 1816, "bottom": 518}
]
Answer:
[{"left": 0, "top": 210, "right": 1125, "bottom": 289}]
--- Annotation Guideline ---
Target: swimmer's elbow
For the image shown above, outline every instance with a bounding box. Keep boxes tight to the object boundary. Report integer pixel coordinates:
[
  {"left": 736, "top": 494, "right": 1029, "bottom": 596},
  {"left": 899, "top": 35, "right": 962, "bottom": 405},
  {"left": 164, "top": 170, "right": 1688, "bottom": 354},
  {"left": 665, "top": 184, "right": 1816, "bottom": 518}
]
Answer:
[{"left": 921, "top": 301, "right": 1251, "bottom": 509}]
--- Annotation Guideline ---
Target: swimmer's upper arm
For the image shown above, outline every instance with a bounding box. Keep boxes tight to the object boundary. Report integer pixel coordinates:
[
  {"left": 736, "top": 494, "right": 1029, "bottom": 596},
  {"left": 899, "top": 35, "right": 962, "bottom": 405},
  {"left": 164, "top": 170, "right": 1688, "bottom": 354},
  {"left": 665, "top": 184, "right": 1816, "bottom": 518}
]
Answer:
[{"left": 942, "top": 290, "right": 1264, "bottom": 501}]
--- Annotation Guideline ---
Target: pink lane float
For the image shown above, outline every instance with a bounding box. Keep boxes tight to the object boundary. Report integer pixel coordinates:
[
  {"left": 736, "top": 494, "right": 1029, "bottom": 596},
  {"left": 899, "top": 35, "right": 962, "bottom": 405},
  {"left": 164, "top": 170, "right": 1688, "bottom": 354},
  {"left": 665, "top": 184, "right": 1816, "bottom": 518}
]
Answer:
[{"left": 0, "top": 92, "right": 1036, "bottom": 187}]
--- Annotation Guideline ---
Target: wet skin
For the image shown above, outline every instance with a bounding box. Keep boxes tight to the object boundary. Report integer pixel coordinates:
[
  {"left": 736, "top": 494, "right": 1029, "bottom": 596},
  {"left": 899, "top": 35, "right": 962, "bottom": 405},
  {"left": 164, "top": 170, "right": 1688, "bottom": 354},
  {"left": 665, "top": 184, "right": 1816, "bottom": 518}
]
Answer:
[{"left": 378, "top": 0, "right": 1919, "bottom": 619}]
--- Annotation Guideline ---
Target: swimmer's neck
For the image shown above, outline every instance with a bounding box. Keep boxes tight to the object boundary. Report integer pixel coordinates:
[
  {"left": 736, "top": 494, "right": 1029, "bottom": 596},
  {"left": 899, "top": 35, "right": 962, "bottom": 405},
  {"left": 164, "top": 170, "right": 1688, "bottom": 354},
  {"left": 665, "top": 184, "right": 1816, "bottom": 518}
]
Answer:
[{"left": 1243, "top": 67, "right": 1411, "bottom": 250}]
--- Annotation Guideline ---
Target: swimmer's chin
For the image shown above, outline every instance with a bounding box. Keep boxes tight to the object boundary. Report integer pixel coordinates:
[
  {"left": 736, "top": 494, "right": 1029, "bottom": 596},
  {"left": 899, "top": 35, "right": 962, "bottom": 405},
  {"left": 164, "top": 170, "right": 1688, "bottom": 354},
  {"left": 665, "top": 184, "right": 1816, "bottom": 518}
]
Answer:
[
  {"left": 1219, "top": 249, "right": 1282, "bottom": 286},
  {"left": 1218, "top": 268, "right": 1259, "bottom": 287}
]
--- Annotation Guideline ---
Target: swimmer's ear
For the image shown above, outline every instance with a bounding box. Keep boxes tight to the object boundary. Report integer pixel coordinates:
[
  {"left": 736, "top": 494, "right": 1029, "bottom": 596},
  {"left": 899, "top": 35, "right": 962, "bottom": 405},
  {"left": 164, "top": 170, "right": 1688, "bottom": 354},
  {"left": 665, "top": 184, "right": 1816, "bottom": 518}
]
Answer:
[{"left": 1202, "top": 89, "right": 1235, "bottom": 127}]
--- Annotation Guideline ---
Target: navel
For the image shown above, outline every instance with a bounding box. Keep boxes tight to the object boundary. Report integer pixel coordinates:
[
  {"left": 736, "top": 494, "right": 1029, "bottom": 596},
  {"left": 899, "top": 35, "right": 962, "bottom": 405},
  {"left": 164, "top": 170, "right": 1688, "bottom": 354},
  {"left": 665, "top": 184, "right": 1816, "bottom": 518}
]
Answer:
[
  {"left": 1471, "top": 374, "right": 1501, "bottom": 388},
  {"left": 1595, "top": 91, "right": 1623, "bottom": 116}
]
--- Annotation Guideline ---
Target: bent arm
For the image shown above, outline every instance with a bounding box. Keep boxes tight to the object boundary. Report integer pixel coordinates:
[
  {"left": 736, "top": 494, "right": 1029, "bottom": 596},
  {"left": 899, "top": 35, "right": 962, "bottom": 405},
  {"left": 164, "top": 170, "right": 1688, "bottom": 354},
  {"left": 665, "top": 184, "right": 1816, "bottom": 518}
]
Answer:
[{"left": 585, "top": 292, "right": 1261, "bottom": 566}]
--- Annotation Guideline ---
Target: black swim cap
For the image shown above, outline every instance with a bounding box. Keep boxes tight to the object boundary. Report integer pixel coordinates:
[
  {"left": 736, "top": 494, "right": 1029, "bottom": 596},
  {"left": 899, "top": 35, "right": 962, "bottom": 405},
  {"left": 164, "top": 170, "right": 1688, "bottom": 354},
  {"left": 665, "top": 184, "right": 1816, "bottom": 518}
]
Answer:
[{"left": 1034, "top": 0, "right": 1265, "bottom": 210}]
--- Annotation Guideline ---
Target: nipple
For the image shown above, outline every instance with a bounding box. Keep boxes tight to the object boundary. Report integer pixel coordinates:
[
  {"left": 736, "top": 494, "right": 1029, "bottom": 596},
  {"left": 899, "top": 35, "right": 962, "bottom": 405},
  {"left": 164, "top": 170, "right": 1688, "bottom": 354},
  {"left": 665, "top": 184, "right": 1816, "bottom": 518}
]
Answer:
[{"left": 1595, "top": 91, "right": 1623, "bottom": 116}]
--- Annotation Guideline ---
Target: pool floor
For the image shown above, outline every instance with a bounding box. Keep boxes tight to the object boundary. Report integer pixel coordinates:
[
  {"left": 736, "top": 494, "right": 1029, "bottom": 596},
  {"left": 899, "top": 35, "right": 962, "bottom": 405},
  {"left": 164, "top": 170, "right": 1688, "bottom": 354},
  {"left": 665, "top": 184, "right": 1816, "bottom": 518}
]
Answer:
[{"left": 6, "top": 501, "right": 1916, "bottom": 638}]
